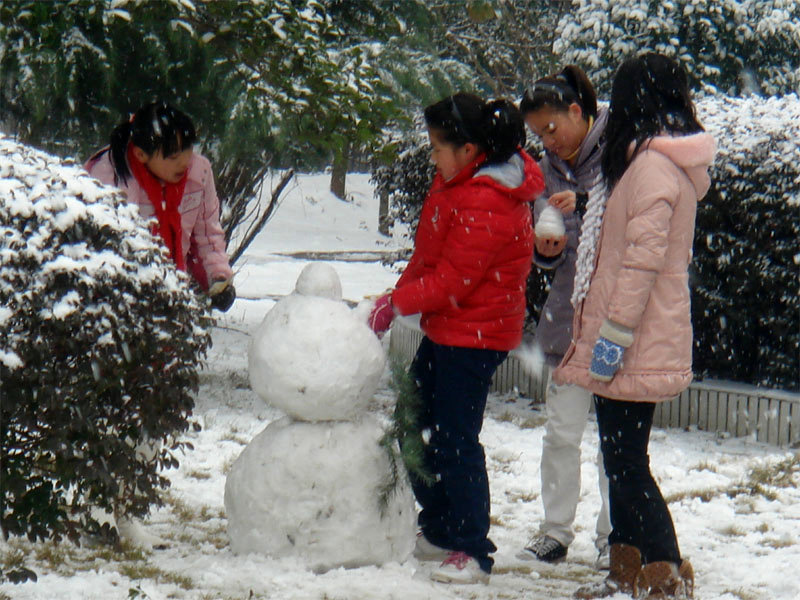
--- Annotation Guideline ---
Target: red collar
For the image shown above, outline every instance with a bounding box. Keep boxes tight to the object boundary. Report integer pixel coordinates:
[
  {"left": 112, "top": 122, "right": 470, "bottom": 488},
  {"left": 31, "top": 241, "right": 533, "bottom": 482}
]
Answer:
[{"left": 126, "top": 144, "right": 188, "bottom": 270}]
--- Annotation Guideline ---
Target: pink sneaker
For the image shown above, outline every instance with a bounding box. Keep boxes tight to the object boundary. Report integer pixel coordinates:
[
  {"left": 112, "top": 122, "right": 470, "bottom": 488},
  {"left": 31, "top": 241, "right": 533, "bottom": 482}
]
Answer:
[{"left": 430, "top": 551, "right": 489, "bottom": 584}]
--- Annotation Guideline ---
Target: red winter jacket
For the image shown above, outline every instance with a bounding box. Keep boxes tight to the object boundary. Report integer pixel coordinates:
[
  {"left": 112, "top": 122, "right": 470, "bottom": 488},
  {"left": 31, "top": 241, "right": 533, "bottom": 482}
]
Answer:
[{"left": 392, "top": 150, "right": 544, "bottom": 351}]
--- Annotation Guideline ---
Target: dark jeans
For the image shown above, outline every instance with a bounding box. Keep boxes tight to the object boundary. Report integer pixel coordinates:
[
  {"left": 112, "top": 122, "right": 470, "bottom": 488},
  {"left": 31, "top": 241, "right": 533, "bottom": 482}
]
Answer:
[
  {"left": 594, "top": 395, "right": 681, "bottom": 565},
  {"left": 409, "top": 336, "right": 507, "bottom": 573}
]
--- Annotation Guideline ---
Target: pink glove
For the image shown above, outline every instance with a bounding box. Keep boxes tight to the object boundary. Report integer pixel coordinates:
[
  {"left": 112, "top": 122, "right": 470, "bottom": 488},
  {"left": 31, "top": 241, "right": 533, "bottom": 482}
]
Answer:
[{"left": 369, "top": 293, "right": 395, "bottom": 338}]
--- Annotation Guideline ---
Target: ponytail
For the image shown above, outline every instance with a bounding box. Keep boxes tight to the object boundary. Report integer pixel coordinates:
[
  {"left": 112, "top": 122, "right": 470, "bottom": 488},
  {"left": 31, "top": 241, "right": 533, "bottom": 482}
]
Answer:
[
  {"left": 520, "top": 64, "right": 597, "bottom": 121},
  {"left": 109, "top": 121, "right": 134, "bottom": 185},
  {"left": 481, "top": 99, "right": 526, "bottom": 165},
  {"left": 106, "top": 101, "right": 197, "bottom": 185},
  {"left": 424, "top": 92, "right": 526, "bottom": 166}
]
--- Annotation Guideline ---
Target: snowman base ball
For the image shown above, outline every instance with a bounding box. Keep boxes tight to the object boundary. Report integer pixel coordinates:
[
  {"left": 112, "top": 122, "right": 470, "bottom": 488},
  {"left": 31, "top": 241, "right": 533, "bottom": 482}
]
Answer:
[{"left": 224, "top": 415, "right": 416, "bottom": 572}]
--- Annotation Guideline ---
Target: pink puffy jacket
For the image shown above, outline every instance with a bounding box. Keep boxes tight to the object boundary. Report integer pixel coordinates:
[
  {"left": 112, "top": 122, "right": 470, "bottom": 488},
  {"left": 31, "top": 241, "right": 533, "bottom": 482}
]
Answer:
[
  {"left": 84, "top": 149, "right": 233, "bottom": 288},
  {"left": 553, "top": 133, "right": 716, "bottom": 402}
]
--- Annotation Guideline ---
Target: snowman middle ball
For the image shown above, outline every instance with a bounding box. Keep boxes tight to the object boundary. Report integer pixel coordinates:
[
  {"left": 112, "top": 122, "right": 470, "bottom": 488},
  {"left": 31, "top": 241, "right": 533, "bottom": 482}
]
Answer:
[{"left": 248, "top": 294, "right": 386, "bottom": 421}]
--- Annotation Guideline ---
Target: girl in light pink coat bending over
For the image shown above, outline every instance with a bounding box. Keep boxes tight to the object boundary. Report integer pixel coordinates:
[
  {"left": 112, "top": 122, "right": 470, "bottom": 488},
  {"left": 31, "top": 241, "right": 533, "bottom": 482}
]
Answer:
[
  {"left": 554, "top": 53, "right": 715, "bottom": 599},
  {"left": 85, "top": 102, "right": 235, "bottom": 311}
]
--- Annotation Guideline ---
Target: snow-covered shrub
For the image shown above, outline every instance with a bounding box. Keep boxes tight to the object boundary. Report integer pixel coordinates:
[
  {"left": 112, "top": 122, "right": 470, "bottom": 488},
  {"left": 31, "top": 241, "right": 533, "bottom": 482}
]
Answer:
[
  {"left": 693, "top": 94, "right": 799, "bottom": 390},
  {"left": 555, "top": 0, "right": 800, "bottom": 96},
  {"left": 0, "top": 136, "right": 212, "bottom": 544},
  {"left": 370, "top": 126, "right": 434, "bottom": 239}
]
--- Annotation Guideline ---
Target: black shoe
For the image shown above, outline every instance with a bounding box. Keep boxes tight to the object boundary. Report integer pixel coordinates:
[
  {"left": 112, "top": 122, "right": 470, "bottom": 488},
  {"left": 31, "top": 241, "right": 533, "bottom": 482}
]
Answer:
[{"left": 517, "top": 534, "right": 568, "bottom": 563}]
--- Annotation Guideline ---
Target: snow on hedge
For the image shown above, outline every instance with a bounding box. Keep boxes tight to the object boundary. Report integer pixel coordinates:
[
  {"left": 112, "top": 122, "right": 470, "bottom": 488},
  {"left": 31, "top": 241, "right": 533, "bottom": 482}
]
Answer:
[
  {"left": 1, "top": 135, "right": 212, "bottom": 545},
  {"left": 692, "top": 94, "right": 799, "bottom": 389}
]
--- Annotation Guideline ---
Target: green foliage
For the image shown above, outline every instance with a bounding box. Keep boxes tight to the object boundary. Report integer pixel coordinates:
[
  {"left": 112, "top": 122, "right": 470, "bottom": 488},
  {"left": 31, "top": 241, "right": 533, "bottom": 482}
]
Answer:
[
  {"left": 692, "top": 94, "right": 799, "bottom": 390},
  {"left": 554, "top": 0, "right": 800, "bottom": 96},
  {"left": 0, "top": 0, "right": 452, "bottom": 251},
  {"left": 0, "top": 0, "right": 215, "bottom": 158},
  {"left": 378, "top": 353, "right": 434, "bottom": 512},
  {"left": 0, "top": 137, "right": 211, "bottom": 546},
  {"left": 430, "top": 0, "right": 568, "bottom": 98},
  {"left": 339, "top": 1, "right": 476, "bottom": 118},
  {"left": 370, "top": 123, "right": 434, "bottom": 239}
]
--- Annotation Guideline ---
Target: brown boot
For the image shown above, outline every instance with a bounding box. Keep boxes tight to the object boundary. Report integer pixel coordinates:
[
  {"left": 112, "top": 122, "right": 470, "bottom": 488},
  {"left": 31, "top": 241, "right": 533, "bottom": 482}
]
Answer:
[
  {"left": 574, "top": 543, "right": 641, "bottom": 599},
  {"left": 633, "top": 560, "right": 689, "bottom": 599},
  {"left": 679, "top": 560, "right": 694, "bottom": 598}
]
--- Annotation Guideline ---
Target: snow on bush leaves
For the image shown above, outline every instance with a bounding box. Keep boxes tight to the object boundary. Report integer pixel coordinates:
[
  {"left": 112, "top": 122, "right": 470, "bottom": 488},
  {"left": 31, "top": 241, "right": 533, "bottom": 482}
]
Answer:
[
  {"left": 554, "top": 0, "right": 800, "bottom": 96},
  {"left": 0, "top": 135, "right": 212, "bottom": 545},
  {"left": 692, "top": 94, "right": 800, "bottom": 390}
]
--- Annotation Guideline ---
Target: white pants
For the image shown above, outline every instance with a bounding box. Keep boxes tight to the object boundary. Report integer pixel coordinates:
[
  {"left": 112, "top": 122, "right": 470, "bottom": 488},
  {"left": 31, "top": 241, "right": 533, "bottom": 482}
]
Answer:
[{"left": 539, "top": 380, "right": 611, "bottom": 549}]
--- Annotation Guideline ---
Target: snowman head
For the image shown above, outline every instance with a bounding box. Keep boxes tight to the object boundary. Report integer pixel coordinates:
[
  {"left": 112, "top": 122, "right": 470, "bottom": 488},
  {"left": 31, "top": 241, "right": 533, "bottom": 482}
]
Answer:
[
  {"left": 294, "top": 263, "right": 342, "bottom": 301},
  {"left": 248, "top": 264, "right": 385, "bottom": 421}
]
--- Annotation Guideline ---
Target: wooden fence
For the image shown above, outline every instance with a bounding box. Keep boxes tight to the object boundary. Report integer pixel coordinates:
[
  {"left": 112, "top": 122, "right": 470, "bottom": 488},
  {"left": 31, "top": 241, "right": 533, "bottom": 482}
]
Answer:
[{"left": 389, "top": 321, "right": 800, "bottom": 448}]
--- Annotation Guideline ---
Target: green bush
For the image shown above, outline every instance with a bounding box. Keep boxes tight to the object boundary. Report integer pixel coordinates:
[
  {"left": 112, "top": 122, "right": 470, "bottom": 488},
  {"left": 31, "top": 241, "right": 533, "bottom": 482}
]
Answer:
[
  {"left": 370, "top": 126, "right": 435, "bottom": 238},
  {"left": 554, "top": 0, "right": 800, "bottom": 96},
  {"left": 0, "top": 136, "right": 212, "bottom": 546},
  {"left": 693, "top": 94, "right": 799, "bottom": 390}
]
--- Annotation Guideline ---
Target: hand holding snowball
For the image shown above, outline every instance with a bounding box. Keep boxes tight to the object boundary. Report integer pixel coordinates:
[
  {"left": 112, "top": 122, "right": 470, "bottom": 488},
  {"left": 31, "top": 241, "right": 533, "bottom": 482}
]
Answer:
[
  {"left": 548, "top": 189, "right": 577, "bottom": 215},
  {"left": 368, "top": 293, "right": 395, "bottom": 338},
  {"left": 534, "top": 203, "right": 567, "bottom": 257}
]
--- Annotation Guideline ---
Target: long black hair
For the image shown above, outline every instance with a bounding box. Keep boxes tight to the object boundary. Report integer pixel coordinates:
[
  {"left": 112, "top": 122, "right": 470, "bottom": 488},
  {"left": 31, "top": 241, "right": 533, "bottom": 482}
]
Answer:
[
  {"left": 602, "top": 53, "right": 704, "bottom": 188},
  {"left": 424, "top": 92, "right": 526, "bottom": 166},
  {"left": 109, "top": 101, "right": 197, "bottom": 184},
  {"left": 520, "top": 65, "right": 597, "bottom": 121}
]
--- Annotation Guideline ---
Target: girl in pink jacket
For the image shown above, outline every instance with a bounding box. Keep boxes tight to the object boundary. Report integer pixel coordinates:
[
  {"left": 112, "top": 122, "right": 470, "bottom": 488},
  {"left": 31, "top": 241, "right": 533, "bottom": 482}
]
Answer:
[
  {"left": 555, "top": 54, "right": 715, "bottom": 599},
  {"left": 85, "top": 102, "right": 235, "bottom": 311}
]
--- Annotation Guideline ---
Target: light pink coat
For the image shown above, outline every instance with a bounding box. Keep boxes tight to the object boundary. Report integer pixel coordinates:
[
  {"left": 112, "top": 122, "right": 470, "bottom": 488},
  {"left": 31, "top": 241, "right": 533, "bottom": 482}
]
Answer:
[
  {"left": 553, "top": 133, "right": 716, "bottom": 402},
  {"left": 85, "top": 150, "right": 233, "bottom": 287}
]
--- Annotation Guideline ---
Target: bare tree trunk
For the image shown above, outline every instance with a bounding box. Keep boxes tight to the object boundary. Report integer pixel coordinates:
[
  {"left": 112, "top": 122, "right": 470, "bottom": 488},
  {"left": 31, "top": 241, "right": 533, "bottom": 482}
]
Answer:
[
  {"left": 228, "top": 169, "right": 295, "bottom": 265},
  {"left": 378, "top": 189, "right": 390, "bottom": 236},
  {"left": 330, "top": 142, "right": 350, "bottom": 200}
]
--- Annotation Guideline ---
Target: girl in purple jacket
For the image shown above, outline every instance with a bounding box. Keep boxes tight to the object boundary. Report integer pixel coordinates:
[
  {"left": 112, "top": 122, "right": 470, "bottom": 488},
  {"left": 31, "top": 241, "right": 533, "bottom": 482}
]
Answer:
[
  {"left": 518, "top": 65, "right": 612, "bottom": 570},
  {"left": 85, "top": 102, "right": 235, "bottom": 311}
]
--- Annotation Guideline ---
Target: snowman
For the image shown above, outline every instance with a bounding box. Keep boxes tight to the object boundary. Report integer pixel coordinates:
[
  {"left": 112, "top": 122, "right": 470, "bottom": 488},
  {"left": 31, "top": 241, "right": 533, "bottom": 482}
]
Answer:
[{"left": 224, "top": 263, "right": 416, "bottom": 572}]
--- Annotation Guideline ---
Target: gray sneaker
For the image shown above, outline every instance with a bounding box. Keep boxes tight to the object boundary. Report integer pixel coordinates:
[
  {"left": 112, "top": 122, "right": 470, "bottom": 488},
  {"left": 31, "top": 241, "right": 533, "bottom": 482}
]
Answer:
[{"left": 517, "top": 534, "right": 567, "bottom": 563}]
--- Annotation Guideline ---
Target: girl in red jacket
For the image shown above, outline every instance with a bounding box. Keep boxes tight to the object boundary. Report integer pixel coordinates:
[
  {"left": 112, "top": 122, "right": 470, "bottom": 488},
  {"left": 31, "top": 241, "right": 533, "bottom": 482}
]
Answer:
[
  {"left": 85, "top": 102, "right": 235, "bottom": 311},
  {"left": 370, "top": 93, "right": 544, "bottom": 583}
]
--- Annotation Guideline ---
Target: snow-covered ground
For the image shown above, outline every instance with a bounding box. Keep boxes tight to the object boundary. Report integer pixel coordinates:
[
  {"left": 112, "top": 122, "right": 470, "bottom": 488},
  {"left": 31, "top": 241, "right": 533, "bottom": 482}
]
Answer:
[{"left": 2, "top": 173, "right": 798, "bottom": 600}]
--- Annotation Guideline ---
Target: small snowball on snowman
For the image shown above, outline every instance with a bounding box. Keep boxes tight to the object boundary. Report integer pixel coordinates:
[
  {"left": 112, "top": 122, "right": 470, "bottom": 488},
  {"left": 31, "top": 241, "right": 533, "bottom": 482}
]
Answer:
[{"left": 224, "top": 263, "right": 416, "bottom": 572}]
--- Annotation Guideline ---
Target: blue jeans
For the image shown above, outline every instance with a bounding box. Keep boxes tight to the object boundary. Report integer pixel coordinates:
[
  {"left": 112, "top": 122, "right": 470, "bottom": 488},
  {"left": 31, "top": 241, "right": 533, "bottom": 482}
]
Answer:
[
  {"left": 594, "top": 395, "right": 681, "bottom": 565},
  {"left": 409, "top": 336, "right": 506, "bottom": 573}
]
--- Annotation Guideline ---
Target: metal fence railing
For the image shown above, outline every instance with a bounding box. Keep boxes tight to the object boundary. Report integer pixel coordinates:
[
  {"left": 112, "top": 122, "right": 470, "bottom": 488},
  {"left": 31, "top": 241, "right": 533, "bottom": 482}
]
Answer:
[{"left": 388, "top": 321, "right": 800, "bottom": 448}]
